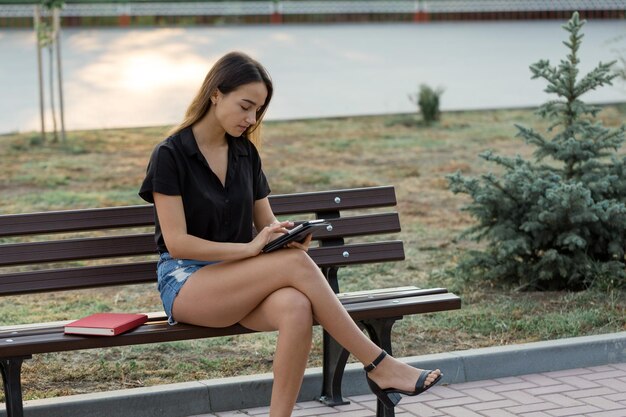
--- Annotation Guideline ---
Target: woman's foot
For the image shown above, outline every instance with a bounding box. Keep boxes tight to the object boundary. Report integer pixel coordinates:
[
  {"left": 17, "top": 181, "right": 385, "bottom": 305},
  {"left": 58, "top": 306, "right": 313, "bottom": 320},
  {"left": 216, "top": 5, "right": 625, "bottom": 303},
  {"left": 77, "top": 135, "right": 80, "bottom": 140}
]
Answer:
[{"left": 366, "top": 351, "right": 441, "bottom": 394}]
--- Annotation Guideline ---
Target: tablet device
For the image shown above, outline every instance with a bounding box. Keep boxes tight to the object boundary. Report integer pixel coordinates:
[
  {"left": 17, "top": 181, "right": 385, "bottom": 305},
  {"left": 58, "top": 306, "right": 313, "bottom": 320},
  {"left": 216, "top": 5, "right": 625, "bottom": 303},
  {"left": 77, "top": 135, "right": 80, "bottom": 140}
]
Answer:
[{"left": 262, "top": 219, "right": 330, "bottom": 253}]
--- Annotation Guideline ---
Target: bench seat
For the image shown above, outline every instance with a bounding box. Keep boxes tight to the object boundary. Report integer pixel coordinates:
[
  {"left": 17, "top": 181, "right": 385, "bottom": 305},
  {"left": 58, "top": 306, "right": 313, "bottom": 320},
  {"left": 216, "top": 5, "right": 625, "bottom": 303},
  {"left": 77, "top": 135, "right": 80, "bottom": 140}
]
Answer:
[{"left": 0, "top": 287, "right": 460, "bottom": 357}]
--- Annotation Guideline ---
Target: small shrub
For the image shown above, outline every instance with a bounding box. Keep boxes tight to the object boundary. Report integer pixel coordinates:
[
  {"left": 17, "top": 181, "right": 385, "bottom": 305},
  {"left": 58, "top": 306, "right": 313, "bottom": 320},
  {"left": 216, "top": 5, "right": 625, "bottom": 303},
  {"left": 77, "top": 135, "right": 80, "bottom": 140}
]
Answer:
[
  {"left": 409, "top": 84, "right": 444, "bottom": 125},
  {"left": 28, "top": 134, "right": 45, "bottom": 147}
]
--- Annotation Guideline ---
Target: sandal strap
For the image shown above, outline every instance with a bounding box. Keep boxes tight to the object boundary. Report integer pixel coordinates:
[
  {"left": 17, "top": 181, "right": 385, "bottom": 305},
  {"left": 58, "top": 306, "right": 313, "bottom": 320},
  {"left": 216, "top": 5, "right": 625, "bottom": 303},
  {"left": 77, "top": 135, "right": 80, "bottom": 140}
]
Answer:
[
  {"left": 364, "top": 350, "right": 387, "bottom": 373},
  {"left": 415, "top": 369, "right": 431, "bottom": 390}
]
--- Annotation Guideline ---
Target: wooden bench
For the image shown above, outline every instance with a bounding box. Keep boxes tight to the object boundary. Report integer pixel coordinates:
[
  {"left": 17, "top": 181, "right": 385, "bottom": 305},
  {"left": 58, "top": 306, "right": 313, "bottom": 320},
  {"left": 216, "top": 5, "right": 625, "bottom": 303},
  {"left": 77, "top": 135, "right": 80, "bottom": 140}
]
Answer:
[{"left": 0, "top": 185, "right": 461, "bottom": 417}]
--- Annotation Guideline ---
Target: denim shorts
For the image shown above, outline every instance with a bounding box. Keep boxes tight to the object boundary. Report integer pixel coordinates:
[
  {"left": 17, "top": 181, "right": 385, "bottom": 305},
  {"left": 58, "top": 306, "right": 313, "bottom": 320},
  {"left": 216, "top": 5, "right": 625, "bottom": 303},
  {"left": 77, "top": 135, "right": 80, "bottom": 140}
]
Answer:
[{"left": 157, "top": 252, "right": 218, "bottom": 325}]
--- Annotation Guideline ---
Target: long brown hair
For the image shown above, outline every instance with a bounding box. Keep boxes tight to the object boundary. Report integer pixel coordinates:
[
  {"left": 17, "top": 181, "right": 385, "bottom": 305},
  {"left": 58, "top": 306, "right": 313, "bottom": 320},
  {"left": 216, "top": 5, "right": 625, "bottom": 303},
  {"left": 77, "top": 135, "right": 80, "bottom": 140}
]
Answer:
[{"left": 168, "top": 51, "right": 273, "bottom": 146}]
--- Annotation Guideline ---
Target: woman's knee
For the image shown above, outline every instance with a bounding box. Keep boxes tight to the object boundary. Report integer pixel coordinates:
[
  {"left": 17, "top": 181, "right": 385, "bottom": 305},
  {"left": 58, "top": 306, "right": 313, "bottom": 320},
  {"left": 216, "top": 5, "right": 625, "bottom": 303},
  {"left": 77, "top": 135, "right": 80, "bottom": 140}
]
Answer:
[
  {"left": 275, "top": 287, "right": 313, "bottom": 328},
  {"left": 276, "top": 249, "right": 321, "bottom": 278}
]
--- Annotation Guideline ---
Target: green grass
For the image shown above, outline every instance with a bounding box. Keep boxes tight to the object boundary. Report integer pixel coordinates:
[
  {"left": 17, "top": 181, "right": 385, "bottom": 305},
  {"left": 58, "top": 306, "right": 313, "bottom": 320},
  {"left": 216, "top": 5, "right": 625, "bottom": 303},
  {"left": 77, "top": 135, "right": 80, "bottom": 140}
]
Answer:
[{"left": 1, "top": 106, "right": 625, "bottom": 401}]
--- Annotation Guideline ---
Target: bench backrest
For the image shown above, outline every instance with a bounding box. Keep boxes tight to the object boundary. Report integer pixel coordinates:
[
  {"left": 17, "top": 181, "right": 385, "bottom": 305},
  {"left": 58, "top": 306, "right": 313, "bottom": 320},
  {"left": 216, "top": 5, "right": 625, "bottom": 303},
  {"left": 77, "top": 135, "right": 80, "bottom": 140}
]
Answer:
[{"left": 0, "top": 186, "right": 404, "bottom": 296}]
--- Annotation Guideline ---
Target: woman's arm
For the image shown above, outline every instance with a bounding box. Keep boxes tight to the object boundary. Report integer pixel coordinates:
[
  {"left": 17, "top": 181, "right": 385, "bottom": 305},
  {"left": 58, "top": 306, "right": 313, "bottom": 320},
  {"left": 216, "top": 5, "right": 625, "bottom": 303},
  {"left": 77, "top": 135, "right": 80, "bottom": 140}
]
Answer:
[
  {"left": 154, "top": 192, "right": 288, "bottom": 261},
  {"left": 253, "top": 197, "right": 280, "bottom": 231},
  {"left": 253, "top": 197, "right": 312, "bottom": 251}
]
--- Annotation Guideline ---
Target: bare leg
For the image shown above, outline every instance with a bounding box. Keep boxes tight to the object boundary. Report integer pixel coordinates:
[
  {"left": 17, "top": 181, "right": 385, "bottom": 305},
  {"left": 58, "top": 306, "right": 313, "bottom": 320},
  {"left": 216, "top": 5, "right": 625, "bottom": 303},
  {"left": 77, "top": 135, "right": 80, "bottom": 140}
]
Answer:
[
  {"left": 173, "top": 249, "right": 440, "bottom": 396},
  {"left": 239, "top": 287, "right": 313, "bottom": 417},
  {"left": 174, "top": 249, "right": 378, "bottom": 360}
]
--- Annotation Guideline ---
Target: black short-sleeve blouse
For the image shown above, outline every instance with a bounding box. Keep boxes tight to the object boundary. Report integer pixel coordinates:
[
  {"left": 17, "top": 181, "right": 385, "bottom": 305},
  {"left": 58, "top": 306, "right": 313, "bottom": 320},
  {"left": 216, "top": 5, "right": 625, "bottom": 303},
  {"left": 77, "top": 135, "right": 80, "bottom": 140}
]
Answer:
[{"left": 138, "top": 126, "right": 271, "bottom": 253}]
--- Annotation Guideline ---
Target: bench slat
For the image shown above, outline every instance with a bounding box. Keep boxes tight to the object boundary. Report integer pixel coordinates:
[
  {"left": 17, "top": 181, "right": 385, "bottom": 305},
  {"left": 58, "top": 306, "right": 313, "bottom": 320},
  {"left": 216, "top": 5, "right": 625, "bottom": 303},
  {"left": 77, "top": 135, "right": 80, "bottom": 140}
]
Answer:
[
  {"left": 0, "top": 186, "right": 396, "bottom": 237},
  {"left": 0, "top": 262, "right": 157, "bottom": 295},
  {"left": 338, "top": 287, "right": 449, "bottom": 304},
  {"left": 0, "top": 292, "right": 460, "bottom": 357},
  {"left": 0, "top": 213, "right": 400, "bottom": 267},
  {"left": 1, "top": 234, "right": 156, "bottom": 267},
  {"left": 345, "top": 293, "right": 462, "bottom": 320},
  {"left": 0, "top": 205, "right": 154, "bottom": 238},
  {"left": 310, "top": 241, "right": 405, "bottom": 266},
  {"left": 316, "top": 212, "right": 400, "bottom": 240},
  {"left": 269, "top": 185, "right": 397, "bottom": 215},
  {"left": 0, "top": 241, "right": 404, "bottom": 295}
]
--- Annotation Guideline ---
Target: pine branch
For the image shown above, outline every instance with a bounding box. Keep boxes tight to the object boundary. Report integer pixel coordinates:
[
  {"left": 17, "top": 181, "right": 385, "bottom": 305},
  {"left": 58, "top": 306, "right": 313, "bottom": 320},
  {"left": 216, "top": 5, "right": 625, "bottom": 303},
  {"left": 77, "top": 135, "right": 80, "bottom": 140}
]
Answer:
[
  {"left": 482, "top": 172, "right": 521, "bottom": 206},
  {"left": 592, "top": 124, "right": 625, "bottom": 152},
  {"left": 515, "top": 125, "right": 555, "bottom": 161},
  {"left": 574, "top": 61, "right": 618, "bottom": 97},
  {"left": 479, "top": 150, "right": 520, "bottom": 170}
]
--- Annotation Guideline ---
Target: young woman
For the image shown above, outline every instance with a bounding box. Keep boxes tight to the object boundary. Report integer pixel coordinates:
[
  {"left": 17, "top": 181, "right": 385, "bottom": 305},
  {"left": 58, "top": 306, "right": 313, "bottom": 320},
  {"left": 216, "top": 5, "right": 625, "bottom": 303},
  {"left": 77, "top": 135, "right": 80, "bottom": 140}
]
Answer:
[{"left": 139, "top": 51, "right": 441, "bottom": 416}]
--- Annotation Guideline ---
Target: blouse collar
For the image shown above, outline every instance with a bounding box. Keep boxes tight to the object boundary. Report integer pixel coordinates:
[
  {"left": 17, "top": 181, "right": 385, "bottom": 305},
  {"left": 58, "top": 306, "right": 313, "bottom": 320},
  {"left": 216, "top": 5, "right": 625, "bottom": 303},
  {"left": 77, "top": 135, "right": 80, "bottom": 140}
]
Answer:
[{"left": 180, "top": 126, "right": 250, "bottom": 160}]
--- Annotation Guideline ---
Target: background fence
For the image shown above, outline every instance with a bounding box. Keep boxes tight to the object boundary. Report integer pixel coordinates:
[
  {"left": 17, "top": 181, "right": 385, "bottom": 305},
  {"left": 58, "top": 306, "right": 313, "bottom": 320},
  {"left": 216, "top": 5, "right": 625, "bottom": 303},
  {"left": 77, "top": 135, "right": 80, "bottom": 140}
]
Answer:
[{"left": 1, "top": 0, "right": 624, "bottom": 27}]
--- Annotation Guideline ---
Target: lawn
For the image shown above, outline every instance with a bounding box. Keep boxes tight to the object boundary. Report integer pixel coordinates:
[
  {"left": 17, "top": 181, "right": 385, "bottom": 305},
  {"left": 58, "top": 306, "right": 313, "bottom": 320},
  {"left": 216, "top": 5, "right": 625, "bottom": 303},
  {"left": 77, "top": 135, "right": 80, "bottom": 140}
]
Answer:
[{"left": 1, "top": 106, "right": 625, "bottom": 401}]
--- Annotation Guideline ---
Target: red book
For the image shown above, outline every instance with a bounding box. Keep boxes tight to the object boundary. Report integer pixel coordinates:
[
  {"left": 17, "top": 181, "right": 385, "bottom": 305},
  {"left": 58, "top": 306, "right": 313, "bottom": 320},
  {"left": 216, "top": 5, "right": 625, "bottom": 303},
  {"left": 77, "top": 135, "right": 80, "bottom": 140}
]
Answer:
[{"left": 64, "top": 313, "right": 148, "bottom": 336}]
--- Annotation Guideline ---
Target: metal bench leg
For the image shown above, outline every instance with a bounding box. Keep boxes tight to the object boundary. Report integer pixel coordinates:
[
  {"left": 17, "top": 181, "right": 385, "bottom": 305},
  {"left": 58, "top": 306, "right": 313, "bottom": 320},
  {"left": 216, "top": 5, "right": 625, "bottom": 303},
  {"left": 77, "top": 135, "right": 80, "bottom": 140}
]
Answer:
[
  {"left": 321, "top": 266, "right": 340, "bottom": 294},
  {"left": 318, "top": 330, "right": 350, "bottom": 406},
  {"left": 319, "top": 262, "right": 349, "bottom": 405},
  {"left": 0, "top": 356, "right": 31, "bottom": 417},
  {"left": 360, "top": 317, "right": 402, "bottom": 417},
  {"left": 318, "top": 317, "right": 402, "bottom": 413}
]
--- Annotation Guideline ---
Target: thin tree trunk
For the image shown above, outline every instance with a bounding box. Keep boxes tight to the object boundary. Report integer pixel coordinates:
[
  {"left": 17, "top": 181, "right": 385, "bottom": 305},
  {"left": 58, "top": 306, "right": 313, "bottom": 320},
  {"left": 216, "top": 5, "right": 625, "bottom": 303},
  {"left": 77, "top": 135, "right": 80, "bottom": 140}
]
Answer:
[
  {"left": 54, "top": 8, "right": 65, "bottom": 142},
  {"left": 48, "top": 43, "right": 58, "bottom": 143},
  {"left": 34, "top": 5, "right": 46, "bottom": 142}
]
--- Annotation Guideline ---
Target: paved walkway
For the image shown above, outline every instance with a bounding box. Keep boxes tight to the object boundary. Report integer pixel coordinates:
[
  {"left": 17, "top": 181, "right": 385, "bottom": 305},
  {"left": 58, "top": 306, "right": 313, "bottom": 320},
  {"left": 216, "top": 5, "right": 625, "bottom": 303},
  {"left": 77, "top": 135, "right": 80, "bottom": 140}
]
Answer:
[{"left": 191, "top": 363, "right": 626, "bottom": 417}]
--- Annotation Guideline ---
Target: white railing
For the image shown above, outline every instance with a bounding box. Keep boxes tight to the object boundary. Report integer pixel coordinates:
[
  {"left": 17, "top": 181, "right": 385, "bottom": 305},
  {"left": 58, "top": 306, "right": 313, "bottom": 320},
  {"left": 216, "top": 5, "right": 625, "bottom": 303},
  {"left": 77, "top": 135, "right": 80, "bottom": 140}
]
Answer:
[
  {"left": 279, "top": 1, "right": 417, "bottom": 14},
  {"left": 0, "top": 2, "right": 275, "bottom": 17},
  {"left": 130, "top": 1, "right": 274, "bottom": 17},
  {"left": 1, "top": 0, "right": 624, "bottom": 18},
  {"left": 0, "top": 4, "right": 31, "bottom": 16},
  {"left": 423, "top": 0, "right": 626, "bottom": 12}
]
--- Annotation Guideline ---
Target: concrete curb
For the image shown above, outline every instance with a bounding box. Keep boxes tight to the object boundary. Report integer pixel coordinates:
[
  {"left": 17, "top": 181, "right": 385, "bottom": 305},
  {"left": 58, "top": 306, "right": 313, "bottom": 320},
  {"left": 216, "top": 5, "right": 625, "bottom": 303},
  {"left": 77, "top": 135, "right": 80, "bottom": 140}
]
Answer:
[{"left": 3, "top": 332, "right": 625, "bottom": 417}]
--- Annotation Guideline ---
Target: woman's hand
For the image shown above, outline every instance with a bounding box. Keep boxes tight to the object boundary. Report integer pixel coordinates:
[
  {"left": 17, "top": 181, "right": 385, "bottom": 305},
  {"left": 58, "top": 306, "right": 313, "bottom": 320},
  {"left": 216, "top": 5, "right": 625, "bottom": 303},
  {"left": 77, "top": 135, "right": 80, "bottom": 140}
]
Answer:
[{"left": 248, "top": 221, "right": 293, "bottom": 256}]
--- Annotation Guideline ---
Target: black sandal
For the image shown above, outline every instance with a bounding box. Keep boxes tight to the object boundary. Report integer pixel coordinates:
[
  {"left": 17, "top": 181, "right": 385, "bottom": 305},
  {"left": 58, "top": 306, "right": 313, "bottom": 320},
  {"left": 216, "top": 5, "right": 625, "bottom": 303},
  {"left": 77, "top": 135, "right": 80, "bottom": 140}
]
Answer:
[{"left": 364, "top": 350, "right": 442, "bottom": 408}]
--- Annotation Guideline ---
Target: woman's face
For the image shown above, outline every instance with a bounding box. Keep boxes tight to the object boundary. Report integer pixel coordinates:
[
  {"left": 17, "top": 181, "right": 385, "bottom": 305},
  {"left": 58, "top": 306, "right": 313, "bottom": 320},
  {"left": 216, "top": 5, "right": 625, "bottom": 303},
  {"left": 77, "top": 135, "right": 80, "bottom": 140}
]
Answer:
[{"left": 213, "top": 82, "right": 268, "bottom": 137}]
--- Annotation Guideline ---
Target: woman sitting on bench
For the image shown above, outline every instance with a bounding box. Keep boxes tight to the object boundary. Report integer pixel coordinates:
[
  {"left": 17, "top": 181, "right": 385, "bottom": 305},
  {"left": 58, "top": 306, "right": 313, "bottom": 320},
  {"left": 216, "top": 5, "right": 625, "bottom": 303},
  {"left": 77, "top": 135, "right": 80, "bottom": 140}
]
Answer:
[{"left": 138, "top": 51, "right": 441, "bottom": 416}]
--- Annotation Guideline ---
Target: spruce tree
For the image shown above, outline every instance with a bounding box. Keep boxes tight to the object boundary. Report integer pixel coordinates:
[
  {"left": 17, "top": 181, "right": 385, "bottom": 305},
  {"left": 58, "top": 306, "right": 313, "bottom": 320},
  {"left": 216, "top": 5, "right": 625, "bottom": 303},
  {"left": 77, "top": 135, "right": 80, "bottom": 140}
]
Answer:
[{"left": 447, "top": 13, "right": 626, "bottom": 291}]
